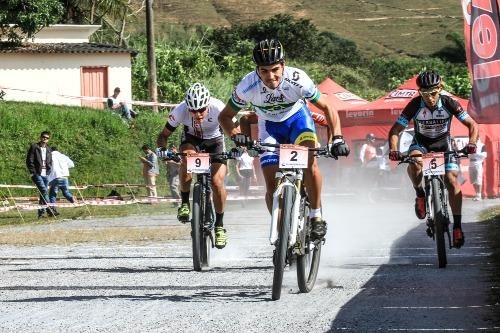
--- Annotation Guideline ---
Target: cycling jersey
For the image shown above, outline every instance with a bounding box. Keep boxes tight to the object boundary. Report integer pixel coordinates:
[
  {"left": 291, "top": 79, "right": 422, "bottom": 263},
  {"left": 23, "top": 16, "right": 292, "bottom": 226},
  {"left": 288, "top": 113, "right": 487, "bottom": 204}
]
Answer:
[
  {"left": 258, "top": 106, "right": 317, "bottom": 167},
  {"left": 396, "top": 95, "right": 469, "bottom": 140},
  {"left": 397, "top": 95, "right": 469, "bottom": 171},
  {"left": 166, "top": 98, "right": 225, "bottom": 139},
  {"left": 229, "top": 66, "right": 321, "bottom": 122}
]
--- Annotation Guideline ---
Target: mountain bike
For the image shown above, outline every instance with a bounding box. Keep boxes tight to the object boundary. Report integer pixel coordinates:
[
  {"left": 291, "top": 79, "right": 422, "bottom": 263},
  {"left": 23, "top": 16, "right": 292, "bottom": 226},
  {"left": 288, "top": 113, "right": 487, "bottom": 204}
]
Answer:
[
  {"left": 167, "top": 151, "right": 234, "bottom": 271},
  {"left": 398, "top": 150, "right": 467, "bottom": 268},
  {"left": 247, "top": 140, "right": 332, "bottom": 300}
]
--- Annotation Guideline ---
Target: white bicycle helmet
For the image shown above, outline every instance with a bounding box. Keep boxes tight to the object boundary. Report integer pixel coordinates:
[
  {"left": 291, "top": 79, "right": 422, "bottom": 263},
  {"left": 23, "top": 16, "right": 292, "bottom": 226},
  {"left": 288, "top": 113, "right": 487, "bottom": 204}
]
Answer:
[{"left": 185, "top": 83, "right": 211, "bottom": 111}]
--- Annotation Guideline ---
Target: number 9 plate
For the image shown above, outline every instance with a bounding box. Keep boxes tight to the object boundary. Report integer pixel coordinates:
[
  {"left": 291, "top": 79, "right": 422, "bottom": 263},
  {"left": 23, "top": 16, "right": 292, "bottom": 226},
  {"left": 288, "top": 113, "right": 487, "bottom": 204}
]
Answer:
[
  {"left": 279, "top": 144, "right": 309, "bottom": 168},
  {"left": 422, "top": 152, "right": 445, "bottom": 176},
  {"left": 187, "top": 153, "right": 210, "bottom": 173}
]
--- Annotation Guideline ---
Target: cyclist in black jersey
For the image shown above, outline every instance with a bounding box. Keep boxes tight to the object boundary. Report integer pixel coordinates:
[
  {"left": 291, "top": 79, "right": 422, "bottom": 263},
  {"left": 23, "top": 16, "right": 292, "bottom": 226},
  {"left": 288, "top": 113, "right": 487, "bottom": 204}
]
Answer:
[{"left": 387, "top": 70, "right": 478, "bottom": 248}]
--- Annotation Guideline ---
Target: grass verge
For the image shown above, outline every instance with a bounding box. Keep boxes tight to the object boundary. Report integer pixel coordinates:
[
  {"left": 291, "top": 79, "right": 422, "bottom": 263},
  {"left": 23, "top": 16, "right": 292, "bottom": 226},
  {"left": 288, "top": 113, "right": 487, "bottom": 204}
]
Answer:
[{"left": 0, "top": 202, "right": 178, "bottom": 226}]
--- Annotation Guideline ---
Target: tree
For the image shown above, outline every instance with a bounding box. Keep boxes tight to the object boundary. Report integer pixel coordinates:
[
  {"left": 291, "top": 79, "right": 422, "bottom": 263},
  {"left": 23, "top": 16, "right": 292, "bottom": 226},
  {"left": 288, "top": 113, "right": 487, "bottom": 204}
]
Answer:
[
  {"left": 0, "top": 0, "right": 63, "bottom": 44},
  {"left": 59, "top": 0, "right": 141, "bottom": 46}
]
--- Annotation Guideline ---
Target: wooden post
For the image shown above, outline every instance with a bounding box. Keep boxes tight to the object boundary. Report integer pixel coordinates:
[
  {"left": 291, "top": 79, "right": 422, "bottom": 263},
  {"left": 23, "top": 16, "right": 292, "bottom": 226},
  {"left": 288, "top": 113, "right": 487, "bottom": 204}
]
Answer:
[{"left": 146, "top": 0, "right": 158, "bottom": 113}]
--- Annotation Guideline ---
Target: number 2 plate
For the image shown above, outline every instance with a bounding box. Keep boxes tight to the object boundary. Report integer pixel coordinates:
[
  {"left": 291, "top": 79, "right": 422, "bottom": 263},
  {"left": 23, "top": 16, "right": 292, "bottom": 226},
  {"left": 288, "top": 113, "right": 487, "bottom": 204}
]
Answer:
[
  {"left": 422, "top": 152, "right": 445, "bottom": 176},
  {"left": 186, "top": 153, "right": 210, "bottom": 174},
  {"left": 279, "top": 144, "right": 308, "bottom": 168}
]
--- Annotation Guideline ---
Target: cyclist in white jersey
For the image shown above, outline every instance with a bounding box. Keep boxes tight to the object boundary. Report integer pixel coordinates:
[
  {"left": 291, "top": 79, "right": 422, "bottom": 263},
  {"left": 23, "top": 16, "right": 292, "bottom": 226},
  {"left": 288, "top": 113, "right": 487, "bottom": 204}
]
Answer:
[
  {"left": 388, "top": 71, "right": 478, "bottom": 248},
  {"left": 157, "top": 83, "right": 229, "bottom": 249},
  {"left": 219, "top": 39, "right": 350, "bottom": 241}
]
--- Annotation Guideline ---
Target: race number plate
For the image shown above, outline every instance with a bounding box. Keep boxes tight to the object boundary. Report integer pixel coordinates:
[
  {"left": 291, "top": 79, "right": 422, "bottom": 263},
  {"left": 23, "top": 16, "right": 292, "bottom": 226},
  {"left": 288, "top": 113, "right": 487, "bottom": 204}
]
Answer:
[
  {"left": 186, "top": 153, "right": 210, "bottom": 174},
  {"left": 422, "top": 152, "right": 445, "bottom": 176},
  {"left": 279, "top": 144, "right": 309, "bottom": 168}
]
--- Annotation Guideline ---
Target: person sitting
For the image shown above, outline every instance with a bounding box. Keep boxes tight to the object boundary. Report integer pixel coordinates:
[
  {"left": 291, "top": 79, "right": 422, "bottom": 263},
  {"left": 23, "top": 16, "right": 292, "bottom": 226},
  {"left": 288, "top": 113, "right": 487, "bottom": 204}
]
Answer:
[{"left": 107, "top": 87, "right": 138, "bottom": 122}]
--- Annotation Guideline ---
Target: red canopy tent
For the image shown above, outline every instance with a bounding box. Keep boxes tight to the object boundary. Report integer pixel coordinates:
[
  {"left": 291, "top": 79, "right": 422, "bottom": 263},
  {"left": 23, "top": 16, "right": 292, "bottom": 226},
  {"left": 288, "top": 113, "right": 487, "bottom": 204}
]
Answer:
[
  {"left": 338, "top": 75, "right": 499, "bottom": 198},
  {"left": 306, "top": 78, "right": 369, "bottom": 143}
]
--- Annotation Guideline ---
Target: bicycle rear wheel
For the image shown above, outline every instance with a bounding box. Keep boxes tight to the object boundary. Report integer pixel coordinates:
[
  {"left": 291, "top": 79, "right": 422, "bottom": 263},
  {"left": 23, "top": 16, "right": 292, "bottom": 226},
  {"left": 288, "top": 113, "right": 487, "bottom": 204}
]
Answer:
[
  {"left": 431, "top": 178, "right": 447, "bottom": 268},
  {"left": 191, "top": 183, "right": 203, "bottom": 271},
  {"left": 297, "top": 197, "right": 322, "bottom": 293},
  {"left": 272, "top": 186, "right": 294, "bottom": 301}
]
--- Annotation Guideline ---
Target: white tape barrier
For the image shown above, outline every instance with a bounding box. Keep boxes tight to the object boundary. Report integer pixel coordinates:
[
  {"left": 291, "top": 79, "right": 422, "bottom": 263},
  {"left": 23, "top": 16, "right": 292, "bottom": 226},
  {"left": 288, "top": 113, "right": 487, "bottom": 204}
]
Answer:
[
  {"left": 0, "top": 195, "right": 264, "bottom": 213},
  {"left": 0, "top": 86, "right": 179, "bottom": 108}
]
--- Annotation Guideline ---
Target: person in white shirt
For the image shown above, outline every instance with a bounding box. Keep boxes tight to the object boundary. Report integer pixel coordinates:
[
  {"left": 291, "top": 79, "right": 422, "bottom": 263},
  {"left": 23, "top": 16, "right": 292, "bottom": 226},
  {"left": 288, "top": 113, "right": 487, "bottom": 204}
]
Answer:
[
  {"left": 236, "top": 147, "right": 257, "bottom": 198},
  {"left": 48, "top": 147, "right": 75, "bottom": 207},
  {"left": 107, "top": 87, "right": 137, "bottom": 122},
  {"left": 468, "top": 138, "right": 487, "bottom": 200},
  {"left": 218, "top": 39, "right": 350, "bottom": 241},
  {"left": 157, "top": 82, "right": 229, "bottom": 249}
]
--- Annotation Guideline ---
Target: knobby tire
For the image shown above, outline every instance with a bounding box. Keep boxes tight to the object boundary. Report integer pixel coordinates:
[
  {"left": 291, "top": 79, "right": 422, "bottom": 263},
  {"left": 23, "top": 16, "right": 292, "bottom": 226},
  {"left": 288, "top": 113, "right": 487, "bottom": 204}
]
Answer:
[
  {"left": 431, "top": 178, "right": 447, "bottom": 268},
  {"left": 272, "top": 186, "right": 293, "bottom": 301},
  {"left": 191, "top": 183, "right": 203, "bottom": 271},
  {"left": 297, "top": 197, "right": 322, "bottom": 293}
]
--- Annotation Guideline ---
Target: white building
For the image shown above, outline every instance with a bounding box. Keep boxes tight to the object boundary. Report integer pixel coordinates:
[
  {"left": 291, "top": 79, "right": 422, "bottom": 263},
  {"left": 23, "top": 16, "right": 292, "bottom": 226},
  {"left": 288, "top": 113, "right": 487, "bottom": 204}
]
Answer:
[{"left": 0, "top": 25, "right": 137, "bottom": 108}]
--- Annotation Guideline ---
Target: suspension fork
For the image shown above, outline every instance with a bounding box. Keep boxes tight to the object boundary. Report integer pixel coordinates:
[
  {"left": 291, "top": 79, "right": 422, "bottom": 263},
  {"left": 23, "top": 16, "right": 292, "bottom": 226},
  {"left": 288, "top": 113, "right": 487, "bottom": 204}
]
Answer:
[{"left": 269, "top": 170, "right": 302, "bottom": 247}]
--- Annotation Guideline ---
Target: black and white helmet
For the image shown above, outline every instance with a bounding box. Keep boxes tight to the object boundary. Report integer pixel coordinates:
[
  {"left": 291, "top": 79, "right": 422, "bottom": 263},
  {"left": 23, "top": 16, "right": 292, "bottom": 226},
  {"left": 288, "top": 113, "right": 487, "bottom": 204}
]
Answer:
[{"left": 185, "top": 83, "right": 210, "bottom": 110}]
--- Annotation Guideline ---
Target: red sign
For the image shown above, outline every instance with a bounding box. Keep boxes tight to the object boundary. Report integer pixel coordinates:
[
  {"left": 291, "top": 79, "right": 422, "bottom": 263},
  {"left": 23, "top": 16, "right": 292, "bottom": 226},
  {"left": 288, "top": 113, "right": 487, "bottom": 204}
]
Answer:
[{"left": 462, "top": 0, "right": 500, "bottom": 123}]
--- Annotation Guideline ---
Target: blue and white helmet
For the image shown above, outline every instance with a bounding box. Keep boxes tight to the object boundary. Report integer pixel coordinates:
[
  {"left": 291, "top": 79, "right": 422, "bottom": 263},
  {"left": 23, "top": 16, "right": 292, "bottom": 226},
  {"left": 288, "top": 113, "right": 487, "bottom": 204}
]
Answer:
[{"left": 185, "top": 83, "right": 211, "bottom": 111}]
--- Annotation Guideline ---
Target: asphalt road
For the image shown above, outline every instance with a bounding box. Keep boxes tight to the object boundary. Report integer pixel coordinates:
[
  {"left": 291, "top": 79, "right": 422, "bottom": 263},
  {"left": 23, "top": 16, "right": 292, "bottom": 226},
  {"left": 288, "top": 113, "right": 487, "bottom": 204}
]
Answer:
[{"left": 0, "top": 196, "right": 498, "bottom": 332}]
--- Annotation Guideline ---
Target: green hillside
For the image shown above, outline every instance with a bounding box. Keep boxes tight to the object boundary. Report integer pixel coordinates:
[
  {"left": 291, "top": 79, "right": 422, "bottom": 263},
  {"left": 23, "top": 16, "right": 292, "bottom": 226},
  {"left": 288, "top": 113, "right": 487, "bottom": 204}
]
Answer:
[
  {"left": 146, "top": 0, "right": 464, "bottom": 57},
  {"left": 0, "top": 101, "right": 169, "bottom": 195}
]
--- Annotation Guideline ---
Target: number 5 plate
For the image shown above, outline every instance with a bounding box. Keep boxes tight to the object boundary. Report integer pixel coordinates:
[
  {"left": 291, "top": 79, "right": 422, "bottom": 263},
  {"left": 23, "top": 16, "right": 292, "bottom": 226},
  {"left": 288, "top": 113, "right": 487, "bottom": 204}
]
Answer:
[
  {"left": 187, "top": 153, "right": 210, "bottom": 174},
  {"left": 279, "top": 144, "right": 309, "bottom": 168},
  {"left": 422, "top": 152, "right": 445, "bottom": 176}
]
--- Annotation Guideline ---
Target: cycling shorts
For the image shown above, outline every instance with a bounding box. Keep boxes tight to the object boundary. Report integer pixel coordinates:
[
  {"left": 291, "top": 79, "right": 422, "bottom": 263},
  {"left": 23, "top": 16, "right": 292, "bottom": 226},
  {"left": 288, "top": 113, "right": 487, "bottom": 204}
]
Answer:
[
  {"left": 408, "top": 134, "right": 458, "bottom": 171},
  {"left": 180, "top": 133, "right": 227, "bottom": 165},
  {"left": 258, "top": 105, "right": 317, "bottom": 167}
]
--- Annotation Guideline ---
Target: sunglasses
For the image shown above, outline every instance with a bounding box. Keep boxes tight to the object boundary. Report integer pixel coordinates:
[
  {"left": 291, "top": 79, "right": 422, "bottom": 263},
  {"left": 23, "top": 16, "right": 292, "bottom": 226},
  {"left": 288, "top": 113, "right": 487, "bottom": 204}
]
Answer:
[
  {"left": 188, "top": 107, "right": 207, "bottom": 114},
  {"left": 419, "top": 89, "right": 440, "bottom": 97},
  {"left": 41, "top": 136, "right": 50, "bottom": 140}
]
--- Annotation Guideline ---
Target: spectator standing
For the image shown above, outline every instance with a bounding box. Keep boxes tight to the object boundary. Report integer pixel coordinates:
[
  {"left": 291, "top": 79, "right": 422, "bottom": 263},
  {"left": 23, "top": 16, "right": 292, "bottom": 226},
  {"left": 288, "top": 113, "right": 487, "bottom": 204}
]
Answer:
[
  {"left": 107, "top": 87, "right": 137, "bottom": 124},
  {"left": 166, "top": 144, "right": 181, "bottom": 205},
  {"left": 359, "top": 133, "right": 378, "bottom": 167},
  {"left": 26, "top": 131, "right": 55, "bottom": 218},
  {"left": 48, "top": 147, "right": 75, "bottom": 206},
  {"left": 469, "top": 138, "right": 487, "bottom": 201},
  {"left": 140, "top": 145, "right": 159, "bottom": 198},
  {"left": 236, "top": 147, "right": 257, "bottom": 199}
]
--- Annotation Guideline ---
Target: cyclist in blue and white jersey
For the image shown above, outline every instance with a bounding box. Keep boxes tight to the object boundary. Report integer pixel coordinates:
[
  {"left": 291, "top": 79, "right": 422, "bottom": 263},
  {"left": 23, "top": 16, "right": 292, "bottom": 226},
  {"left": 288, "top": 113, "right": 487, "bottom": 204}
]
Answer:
[
  {"left": 388, "top": 70, "right": 478, "bottom": 248},
  {"left": 157, "top": 83, "right": 229, "bottom": 249},
  {"left": 219, "top": 39, "right": 350, "bottom": 241}
]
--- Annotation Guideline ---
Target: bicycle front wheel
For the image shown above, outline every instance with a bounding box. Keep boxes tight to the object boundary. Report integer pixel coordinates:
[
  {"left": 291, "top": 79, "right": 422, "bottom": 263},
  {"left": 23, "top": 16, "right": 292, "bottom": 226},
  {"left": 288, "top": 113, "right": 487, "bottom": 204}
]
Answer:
[
  {"left": 431, "top": 178, "right": 447, "bottom": 268},
  {"left": 191, "top": 183, "right": 203, "bottom": 271},
  {"left": 297, "top": 199, "right": 322, "bottom": 293},
  {"left": 272, "top": 186, "right": 294, "bottom": 301}
]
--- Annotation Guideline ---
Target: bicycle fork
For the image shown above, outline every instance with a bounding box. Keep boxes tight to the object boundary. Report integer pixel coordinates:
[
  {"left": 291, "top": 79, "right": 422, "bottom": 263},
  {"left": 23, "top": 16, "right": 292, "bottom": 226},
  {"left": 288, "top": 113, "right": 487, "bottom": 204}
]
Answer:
[{"left": 269, "top": 172, "right": 303, "bottom": 247}]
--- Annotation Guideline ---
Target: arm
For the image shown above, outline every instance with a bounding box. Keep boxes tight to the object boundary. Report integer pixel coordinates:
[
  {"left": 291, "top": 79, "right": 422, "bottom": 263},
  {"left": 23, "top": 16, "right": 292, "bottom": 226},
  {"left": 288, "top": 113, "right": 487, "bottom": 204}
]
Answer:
[
  {"left": 26, "top": 144, "right": 36, "bottom": 175},
  {"left": 219, "top": 105, "right": 241, "bottom": 137},
  {"left": 235, "top": 159, "right": 242, "bottom": 178},
  {"left": 461, "top": 117, "right": 479, "bottom": 145},
  {"left": 312, "top": 94, "right": 341, "bottom": 143},
  {"left": 157, "top": 126, "right": 174, "bottom": 148},
  {"left": 359, "top": 144, "right": 367, "bottom": 163},
  {"left": 388, "top": 123, "right": 405, "bottom": 152}
]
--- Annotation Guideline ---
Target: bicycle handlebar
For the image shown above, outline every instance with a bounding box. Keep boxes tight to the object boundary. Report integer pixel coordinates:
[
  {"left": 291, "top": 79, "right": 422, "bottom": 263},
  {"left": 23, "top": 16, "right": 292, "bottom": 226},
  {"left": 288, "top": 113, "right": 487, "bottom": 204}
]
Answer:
[
  {"left": 398, "top": 149, "right": 468, "bottom": 165},
  {"left": 246, "top": 140, "right": 331, "bottom": 157},
  {"left": 158, "top": 149, "right": 239, "bottom": 161}
]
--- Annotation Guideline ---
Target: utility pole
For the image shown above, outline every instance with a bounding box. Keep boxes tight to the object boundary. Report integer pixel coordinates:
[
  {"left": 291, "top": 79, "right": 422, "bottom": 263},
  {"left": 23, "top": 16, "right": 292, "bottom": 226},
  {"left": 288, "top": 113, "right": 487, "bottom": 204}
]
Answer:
[{"left": 146, "top": 0, "right": 158, "bottom": 113}]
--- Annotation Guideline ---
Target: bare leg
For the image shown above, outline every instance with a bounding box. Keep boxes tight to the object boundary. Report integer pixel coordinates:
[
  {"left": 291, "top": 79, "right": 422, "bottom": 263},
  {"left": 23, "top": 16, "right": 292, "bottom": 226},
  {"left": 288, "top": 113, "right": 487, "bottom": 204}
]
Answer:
[
  {"left": 445, "top": 170, "right": 462, "bottom": 216},
  {"left": 262, "top": 164, "right": 279, "bottom": 214},
  {"left": 211, "top": 163, "right": 227, "bottom": 214}
]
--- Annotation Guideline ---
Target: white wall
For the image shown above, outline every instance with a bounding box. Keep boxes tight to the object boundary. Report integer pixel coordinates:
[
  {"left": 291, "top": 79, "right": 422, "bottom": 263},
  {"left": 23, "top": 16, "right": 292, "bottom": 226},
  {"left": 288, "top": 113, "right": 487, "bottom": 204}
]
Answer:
[{"left": 0, "top": 53, "right": 132, "bottom": 106}]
